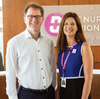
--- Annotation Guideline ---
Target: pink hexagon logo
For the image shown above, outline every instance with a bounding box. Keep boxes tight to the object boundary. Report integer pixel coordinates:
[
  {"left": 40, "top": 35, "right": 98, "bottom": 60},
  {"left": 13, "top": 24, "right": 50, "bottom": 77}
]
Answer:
[{"left": 44, "top": 13, "right": 63, "bottom": 36}]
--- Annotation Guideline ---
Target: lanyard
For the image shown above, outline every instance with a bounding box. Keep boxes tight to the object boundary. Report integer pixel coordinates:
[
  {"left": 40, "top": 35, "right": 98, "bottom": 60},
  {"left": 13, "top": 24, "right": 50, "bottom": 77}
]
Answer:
[{"left": 61, "top": 41, "right": 76, "bottom": 73}]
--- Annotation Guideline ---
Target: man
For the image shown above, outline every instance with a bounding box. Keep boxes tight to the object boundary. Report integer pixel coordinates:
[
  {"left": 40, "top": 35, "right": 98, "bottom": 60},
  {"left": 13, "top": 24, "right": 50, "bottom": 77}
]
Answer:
[{"left": 6, "top": 3, "right": 56, "bottom": 99}]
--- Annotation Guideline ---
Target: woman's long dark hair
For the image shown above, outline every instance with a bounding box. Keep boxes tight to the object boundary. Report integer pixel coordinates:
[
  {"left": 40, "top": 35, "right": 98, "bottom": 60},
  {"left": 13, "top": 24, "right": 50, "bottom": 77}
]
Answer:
[{"left": 56, "top": 12, "right": 87, "bottom": 52}]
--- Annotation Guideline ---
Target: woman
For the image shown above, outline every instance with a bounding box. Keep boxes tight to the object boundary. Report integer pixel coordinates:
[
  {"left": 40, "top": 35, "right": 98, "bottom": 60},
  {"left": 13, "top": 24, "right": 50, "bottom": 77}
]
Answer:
[{"left": 56, "top": 12, "right": 93, "bottom": 99}]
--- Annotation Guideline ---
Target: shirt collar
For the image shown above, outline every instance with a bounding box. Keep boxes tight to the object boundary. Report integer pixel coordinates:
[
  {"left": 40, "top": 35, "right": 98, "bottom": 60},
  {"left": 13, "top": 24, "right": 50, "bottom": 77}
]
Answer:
[
  {"left": 25, "top": 29, "right": 32, "bottom": 39},
  {"left": 25, "top": 29, "right": 42, "bottom": 39}
]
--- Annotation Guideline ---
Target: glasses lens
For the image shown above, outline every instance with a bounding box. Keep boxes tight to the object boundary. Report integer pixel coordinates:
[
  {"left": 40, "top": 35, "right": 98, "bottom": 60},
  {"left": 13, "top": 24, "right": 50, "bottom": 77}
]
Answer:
[
  {"left": 35, "top": 15, "right": 42, "bottom": 19},
  {"left": 27, "top": 15, "right": 42, "bottom": 20}
]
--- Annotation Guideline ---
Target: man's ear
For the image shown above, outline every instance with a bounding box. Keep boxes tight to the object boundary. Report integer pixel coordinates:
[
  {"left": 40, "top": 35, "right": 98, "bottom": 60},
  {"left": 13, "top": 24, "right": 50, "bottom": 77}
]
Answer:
[
  {"left": 42, "top": 17, "right": 44, "bottom": 22},
  {"left": 24, "top": 16, "right": 26, "bottom": 23}
]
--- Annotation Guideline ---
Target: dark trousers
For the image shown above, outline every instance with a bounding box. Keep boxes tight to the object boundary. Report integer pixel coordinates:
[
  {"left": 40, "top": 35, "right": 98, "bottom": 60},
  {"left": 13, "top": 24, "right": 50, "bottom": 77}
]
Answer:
[{"left": 17, "top": 85, "right": 55, "bottom": 99}]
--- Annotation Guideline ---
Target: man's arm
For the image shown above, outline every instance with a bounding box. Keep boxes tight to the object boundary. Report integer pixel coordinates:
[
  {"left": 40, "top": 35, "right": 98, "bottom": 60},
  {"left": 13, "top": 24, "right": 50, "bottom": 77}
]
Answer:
[
  {"left": 6, "top": 40, "right": 18, "bottom": 99},
  {"left": 50, "top": 41, "right": 56, "bottom": 90}
]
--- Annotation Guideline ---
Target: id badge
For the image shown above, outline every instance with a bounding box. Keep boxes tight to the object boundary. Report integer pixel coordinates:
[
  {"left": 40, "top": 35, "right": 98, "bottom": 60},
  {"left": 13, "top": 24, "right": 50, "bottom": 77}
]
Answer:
[{"left": 61, "top": 78, "right": 66, "bottom": 88}]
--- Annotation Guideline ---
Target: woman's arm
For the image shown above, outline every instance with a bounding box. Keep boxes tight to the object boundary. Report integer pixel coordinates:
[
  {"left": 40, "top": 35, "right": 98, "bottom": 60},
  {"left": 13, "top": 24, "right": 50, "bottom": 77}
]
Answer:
[{"left": 81, "top": 43, "right": 93, "bottom": 99}]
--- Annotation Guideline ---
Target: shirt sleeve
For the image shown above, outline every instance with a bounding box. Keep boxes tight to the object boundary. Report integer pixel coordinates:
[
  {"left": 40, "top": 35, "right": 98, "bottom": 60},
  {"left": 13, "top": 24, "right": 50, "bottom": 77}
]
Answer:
[
  {"left": 50, "top": 41, "right": 57, "bottom": 90},
  {"left": 6, "top": 40, "right": 18, "bottom": 99}
]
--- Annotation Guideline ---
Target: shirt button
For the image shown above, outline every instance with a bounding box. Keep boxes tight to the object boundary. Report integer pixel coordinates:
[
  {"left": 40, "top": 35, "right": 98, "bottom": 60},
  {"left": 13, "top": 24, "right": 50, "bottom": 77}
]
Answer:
[
  {"left": 38, "top": 50, "right": 40, "bottom": 52},
  {"left": 39, "top": 59, "right": 41, "bottom": 61},
  {"left": 43, "top": 77, "right": 45, "bottom": 79},
  {"left": 41, "top": 68, "right": 43, "bottom": 70}
]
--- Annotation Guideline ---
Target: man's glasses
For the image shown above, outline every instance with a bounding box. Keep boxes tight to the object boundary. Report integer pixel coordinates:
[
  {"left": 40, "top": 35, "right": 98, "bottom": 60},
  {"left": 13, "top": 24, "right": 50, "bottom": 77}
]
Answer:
[{"left": 27, "top": 15, "right": 42, "bottom": 20}]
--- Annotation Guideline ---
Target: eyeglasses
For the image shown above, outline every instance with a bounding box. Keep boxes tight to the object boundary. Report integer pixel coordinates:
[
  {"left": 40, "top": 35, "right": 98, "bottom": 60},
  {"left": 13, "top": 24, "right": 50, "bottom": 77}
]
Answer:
[{"left": 27, "top": 15, "right": 42, "bottom": 20}]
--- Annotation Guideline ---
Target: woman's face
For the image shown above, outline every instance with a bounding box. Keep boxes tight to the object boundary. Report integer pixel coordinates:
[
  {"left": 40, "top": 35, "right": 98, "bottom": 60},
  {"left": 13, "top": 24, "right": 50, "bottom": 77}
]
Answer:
[{"left": 63, "top": 17, "right": 78, "bottom": 37}]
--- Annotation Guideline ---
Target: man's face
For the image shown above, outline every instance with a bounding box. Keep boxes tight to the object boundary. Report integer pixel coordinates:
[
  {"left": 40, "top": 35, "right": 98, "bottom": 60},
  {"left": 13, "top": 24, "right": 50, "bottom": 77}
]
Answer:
[{"left": 24, "top": 7, "right": 44, "bottom": 33}]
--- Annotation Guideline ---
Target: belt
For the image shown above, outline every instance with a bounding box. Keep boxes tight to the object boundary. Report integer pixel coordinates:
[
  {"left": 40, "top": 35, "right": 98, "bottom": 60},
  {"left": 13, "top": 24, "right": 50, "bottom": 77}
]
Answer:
[{"left": 20, "top": 85, "right": 52, "bottom": 93}]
